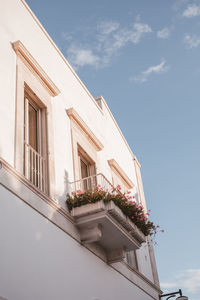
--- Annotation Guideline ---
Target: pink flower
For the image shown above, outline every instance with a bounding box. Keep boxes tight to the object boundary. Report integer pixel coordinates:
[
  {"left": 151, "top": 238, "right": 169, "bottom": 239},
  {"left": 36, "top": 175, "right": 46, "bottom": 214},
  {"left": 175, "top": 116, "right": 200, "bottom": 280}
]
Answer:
[
  {"left": 148, "top": 209, "right": 151, "bottom": 212},
  {"left": 96, "top": 184, "right": 101, "bottom": 190},
  {"left": 146, "top": 213, "right": 150, "bottom": 216},
  {"left": 157, "top": 225, "right": 160, "bottom": 228},
  {"left": 161, "top": 229, "right": 164, "bottom": 233},
  {"left": 116, "top": 184, "right": 121, "bottom": 190},
  {"left": 77, "top": 190, "right": 83, "bottom": 195}
]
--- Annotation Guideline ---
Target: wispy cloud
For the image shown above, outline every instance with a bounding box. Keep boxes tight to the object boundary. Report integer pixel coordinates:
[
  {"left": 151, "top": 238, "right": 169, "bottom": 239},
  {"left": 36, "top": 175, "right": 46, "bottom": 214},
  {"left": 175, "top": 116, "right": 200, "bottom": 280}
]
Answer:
[
  {"left": 67, "top": 45, "right": 100, "bottom": 70},
  {"left": 98, "top": 21, "right": 152, "bottom": 66},
  {"left": 157, "top": 27, "right": 170, "bottom": 39},
  {"left": 61, "top": 32, "right": 73, "bottom": 41},
  {"left": 64, "top": 19, "right": 152, "bottom": 70},
  {"left": 161, "top": 269, "right": 200, "bottom": 298},
  {"left": 184, "top": 34, "right": 200, "bottom": 48},
  {"left": 132, "top": 59, "right": 169, "bottom": 83},
  {"left": 172, "top": 0, "right": 190, "bottom": 11},
  {"left": 182, "top": 4, "right": 200, "bottom": 17},
  {"left": 97, "top": 20, "right": 119, "bottom": 35}
]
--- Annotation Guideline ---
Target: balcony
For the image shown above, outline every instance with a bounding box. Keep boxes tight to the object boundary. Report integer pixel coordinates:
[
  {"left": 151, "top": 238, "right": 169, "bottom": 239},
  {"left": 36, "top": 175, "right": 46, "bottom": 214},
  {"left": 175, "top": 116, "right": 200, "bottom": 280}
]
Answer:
[
  {"left": 69, "top": 173, "right": 146, "bottom": 263},
  {"left": 70, "top": 173, "right": 114, "bottom": 193},
  {"left": 24, "top": 143, "right": 47, "bottom": 194}
]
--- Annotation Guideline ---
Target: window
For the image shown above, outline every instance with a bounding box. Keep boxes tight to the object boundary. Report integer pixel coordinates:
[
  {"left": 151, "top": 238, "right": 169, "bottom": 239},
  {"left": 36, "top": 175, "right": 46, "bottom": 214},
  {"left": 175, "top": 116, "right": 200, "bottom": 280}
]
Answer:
[
  {"left": 66, "top": 107, "right": 103, "bottom": 192},
  {"left": 13, "top": 40, "right": 59, "bottom": 198},
  {"left": 24, "top": 89, "right": 48, "bottom": 193},
  {"left": 78, "top": 146, "right": 96, "bottom": 191},
  {"left": 80, "top": 158, "right": 89, "bottom": 178}
]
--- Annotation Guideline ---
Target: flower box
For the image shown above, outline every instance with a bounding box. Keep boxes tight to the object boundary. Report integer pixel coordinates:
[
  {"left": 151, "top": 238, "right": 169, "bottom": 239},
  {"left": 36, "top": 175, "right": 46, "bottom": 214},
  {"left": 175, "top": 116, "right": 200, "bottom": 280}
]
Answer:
[{"left": 71, "top": 200, "right": 146, "bottom": 262}]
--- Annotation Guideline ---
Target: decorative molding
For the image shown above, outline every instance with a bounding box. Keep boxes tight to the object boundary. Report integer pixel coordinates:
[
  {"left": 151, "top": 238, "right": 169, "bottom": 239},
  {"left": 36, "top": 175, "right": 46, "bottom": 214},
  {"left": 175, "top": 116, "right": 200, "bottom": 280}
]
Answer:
[
  {"left": 147, "top": 236, "right": 160, "bottom": 288},
  {"left": 12, "top": 40, "right": 60, "bottom": 97},
  {"left": 108, "top": 159, "right": 134, "bottom": 189},
  {"left": 133, "top": 158, "right": 147, "bottom": 211},
  {"left": 133, "top": 156, "right": 141, "bottom": 168},
  {"left": 117, "top": 261, "right": 162, "bottom": 296},
  {"left": 20, "top": 0, "right": 103, "bottom": 114},
  {"left": 66, "top": 107, "right": 104, "bottom": 151}
]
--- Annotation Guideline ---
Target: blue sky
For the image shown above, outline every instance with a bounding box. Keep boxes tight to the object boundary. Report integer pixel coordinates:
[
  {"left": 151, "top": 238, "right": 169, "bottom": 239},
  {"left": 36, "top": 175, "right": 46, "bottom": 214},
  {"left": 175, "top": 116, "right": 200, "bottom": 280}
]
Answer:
[{"left": 26, "top": 0, "right": 200, "bottom": 298}]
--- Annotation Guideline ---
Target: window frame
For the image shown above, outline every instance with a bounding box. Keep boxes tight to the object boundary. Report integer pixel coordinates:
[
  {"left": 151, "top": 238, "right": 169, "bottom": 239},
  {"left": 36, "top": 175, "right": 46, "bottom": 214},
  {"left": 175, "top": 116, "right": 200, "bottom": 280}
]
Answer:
[
  {"left": 78, "top": 145, "right": 96, "bottom": 179},
  {"left": 23, "top": 87, "right": 48, "bottom": 193},
  {"left": 13, "top": 40, "right": 59, "bottom": 198},
  {"left": 67, "top": 108, "right": 102, "bottom": 183}
]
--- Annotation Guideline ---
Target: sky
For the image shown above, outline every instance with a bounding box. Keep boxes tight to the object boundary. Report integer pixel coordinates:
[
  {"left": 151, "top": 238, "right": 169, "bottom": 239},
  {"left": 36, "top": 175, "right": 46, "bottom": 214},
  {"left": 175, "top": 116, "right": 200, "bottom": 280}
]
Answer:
[{"left": 25, "top": 0, "right": 200, "bottom": 299}]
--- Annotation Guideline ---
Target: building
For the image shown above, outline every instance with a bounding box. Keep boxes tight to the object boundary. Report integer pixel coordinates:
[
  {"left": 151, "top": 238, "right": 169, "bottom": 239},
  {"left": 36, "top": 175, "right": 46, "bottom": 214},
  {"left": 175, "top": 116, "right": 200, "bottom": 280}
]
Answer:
[{"left": 0, "top": 1, "right": 161, "bottom": 299}]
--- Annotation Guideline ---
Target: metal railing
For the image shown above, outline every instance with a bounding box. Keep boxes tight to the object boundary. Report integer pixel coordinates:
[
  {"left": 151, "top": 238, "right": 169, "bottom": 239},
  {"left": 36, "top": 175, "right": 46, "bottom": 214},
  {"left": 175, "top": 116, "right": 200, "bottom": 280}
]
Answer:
[
  {"left": 70, "top": 173, "right": 114, "bottom": 194},
  {"left": 24, "top": 142, "right": 47, "bottom": 193}
]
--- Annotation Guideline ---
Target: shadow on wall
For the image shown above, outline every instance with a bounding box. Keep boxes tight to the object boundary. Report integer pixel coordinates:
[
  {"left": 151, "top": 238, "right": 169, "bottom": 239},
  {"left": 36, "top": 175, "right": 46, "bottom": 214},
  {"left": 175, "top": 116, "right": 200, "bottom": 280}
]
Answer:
[
  {"left": 0, "top": 156, "right": 71, "bottom": 244},
  {"left": 56, "top": 169, "right": 70, "bottom": 210}
]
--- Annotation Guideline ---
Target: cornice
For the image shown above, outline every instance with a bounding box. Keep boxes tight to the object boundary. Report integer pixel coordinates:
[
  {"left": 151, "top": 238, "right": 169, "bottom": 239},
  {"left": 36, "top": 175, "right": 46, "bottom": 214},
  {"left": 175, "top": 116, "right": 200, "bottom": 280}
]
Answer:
[
  {"left": 20, "top": 0, "right": 103, "bottom": 114},
  {"left": 108, "top": 159, "right": 134, "bottom": 189},
  {"left": 12, "top": 40, "right": 60, "bottom": 97},
  {"left": 66, "top": 107, "right": 104, "bottom": 151},
  {"left": 121, "top": 261, "right": 162, "bottom": 294},
  {"left": 133, "top": 156, "right": 141, "bottom": 168}
]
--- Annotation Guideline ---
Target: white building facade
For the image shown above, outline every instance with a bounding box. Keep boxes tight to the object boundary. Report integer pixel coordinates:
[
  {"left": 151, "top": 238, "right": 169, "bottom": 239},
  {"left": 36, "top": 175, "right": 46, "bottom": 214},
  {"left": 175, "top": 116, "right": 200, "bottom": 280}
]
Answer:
[{"left": 0, "top": 1, "right": 161, "bottom": 299}]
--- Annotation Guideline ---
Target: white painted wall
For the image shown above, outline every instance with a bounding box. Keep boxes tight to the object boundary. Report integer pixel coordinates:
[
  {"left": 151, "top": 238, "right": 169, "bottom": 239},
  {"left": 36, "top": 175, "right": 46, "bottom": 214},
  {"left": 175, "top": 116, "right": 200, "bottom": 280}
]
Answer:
[
  {"left": 0, "top": 0, "right": 158, "bottom": 292},
  {"left": 0, "top": 185, "right": 154, "bottom": 300}
]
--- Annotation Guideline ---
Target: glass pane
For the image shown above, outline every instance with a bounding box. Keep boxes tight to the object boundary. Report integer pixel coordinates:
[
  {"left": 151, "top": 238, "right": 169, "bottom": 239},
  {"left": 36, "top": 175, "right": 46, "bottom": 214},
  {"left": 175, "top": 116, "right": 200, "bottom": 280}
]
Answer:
[
  {"left": 28, "top": 103, "right": 38, "bottom": 151},
  {"left": 80, "top": 159, "right": 89, "bottom": 191},
  {"left": 80, "top": 159, "right": 88, "bottom": 179}
]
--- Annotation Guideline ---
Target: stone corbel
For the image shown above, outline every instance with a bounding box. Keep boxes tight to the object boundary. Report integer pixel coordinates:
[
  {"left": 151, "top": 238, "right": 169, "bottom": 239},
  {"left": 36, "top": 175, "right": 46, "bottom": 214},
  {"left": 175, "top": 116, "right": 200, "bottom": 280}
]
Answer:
[
  {"left": 107, "top": 247, "right": 126, "bottom": 264},
  {"left": 79, "top": 224, "right": 102, "bottom": 244}
]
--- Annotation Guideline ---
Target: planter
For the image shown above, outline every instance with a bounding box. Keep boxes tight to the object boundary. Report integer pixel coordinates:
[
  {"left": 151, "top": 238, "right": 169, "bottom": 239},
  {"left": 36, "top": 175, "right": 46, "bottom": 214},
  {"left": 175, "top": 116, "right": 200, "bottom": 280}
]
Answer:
[{"left": 71, "top": 200, "right": 146, "bottom": 262}]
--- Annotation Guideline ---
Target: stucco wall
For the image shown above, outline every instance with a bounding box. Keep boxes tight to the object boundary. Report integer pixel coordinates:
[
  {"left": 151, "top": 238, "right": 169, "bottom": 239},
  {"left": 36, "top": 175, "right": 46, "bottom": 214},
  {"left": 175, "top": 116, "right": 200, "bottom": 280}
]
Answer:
[{"left": 0, "top": 185, "right": 155, "bottom": 300}]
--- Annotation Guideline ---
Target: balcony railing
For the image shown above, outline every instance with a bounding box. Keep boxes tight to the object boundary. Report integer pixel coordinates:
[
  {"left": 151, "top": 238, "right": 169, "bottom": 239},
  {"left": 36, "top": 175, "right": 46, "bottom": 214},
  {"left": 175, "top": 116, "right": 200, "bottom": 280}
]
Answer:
[
  {"left": 70, "top": 173, "right": 114, "bottom": 194},
  {"left": 24, "top": 142, "right": 47, "bottom": 193}
]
